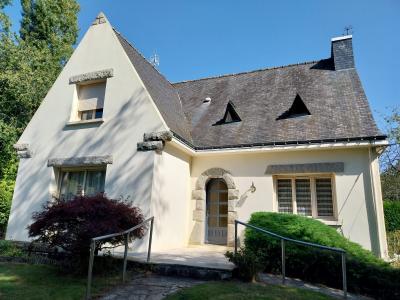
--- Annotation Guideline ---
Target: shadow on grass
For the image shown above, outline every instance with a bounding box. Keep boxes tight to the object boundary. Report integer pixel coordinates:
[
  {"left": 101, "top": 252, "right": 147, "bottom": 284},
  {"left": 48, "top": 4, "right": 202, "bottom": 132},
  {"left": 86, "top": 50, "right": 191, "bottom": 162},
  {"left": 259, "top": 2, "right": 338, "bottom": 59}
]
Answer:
[{"left": 0, "top": 262, "right": 143, "bottom": 300}]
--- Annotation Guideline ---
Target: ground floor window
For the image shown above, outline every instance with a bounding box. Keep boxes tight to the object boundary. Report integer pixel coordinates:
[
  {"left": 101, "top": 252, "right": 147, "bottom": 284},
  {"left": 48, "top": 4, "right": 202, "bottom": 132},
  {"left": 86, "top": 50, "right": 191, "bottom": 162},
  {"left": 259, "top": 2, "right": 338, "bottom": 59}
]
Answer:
[
  {"left": 275, "top": 176, "right": 336, "bottom": 219},
  {"left": 58, "top": 168, "right": 106, "bottom": 200}
]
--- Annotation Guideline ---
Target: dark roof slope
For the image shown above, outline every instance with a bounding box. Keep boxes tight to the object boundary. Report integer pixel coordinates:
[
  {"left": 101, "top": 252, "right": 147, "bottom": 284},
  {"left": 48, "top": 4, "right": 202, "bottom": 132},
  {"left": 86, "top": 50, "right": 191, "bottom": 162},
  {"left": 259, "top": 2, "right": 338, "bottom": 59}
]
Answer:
[
  {"left": 173, "top": 59, "right": 383, "bottom": 148},
  {"left": 114, "top": 29, "right": 382, "bottom": 149},
  {"left": 115, "top": 30, "right": 192, "bottom": 142}
]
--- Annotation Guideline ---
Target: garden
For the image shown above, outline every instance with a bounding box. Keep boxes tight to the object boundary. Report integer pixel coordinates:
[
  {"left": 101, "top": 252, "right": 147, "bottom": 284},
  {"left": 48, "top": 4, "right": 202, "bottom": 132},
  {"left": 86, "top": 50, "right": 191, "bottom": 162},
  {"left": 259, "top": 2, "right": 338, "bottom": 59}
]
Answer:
[
  {"left": 1, "top": 196, "right": 400, "bottom": 299},
  {"left": 225, "top": 212, "right": 400, "bottom": 300}
]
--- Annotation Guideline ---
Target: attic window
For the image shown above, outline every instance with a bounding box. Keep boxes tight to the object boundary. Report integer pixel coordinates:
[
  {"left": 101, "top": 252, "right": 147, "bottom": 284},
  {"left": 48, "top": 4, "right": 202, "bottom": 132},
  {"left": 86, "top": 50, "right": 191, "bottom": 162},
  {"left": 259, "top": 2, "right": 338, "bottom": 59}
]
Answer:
[
  {"left": 213, "top": 101, "right": 241, "bottom": 125},
  {"left": 276, "top": 94, "right": 311, "bottom": 120}
]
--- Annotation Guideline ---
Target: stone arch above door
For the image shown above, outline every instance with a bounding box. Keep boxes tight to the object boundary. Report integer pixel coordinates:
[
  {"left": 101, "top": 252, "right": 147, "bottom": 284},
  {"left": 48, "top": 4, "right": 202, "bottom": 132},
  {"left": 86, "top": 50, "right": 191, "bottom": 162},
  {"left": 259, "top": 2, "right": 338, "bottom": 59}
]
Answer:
[{"left": 190, "top": 168, "right": 239, "bottom": 246}]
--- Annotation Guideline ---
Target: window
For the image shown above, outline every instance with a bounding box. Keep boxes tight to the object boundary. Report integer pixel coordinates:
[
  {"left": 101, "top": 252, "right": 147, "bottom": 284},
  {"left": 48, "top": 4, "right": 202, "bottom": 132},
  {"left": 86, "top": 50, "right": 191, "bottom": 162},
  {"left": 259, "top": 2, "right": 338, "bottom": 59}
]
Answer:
[
  {"left": 80, "top": 109, "right": 103, "bottom": 120},
  {"left": 213, "top": 101, "right": 241, "bottom": 125},
  {"left": 77, "top": 81, "right": 106, "bottom": 121},
  {"left": 276, "top": 94, "right": 311, "bottom": 120},
  {"left": 59, "top": 168, "right": 106, "bottom": 201},
  {"left": 276, "top": 176, "right": 335, "bottom": 219}
]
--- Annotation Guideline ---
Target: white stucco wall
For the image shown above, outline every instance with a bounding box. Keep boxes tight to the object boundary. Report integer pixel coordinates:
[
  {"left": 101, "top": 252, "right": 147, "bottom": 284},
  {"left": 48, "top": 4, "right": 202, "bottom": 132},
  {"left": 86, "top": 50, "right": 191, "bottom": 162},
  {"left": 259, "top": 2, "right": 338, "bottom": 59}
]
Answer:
[
  {"left": 189, "top": 147, "right": 387, "bottom": 257},
  {"left": 6, "top": 17, "right": 166, "bottom": 242},
  {"left": 149, "top": 144, "right": 191, "bottom": 250}
]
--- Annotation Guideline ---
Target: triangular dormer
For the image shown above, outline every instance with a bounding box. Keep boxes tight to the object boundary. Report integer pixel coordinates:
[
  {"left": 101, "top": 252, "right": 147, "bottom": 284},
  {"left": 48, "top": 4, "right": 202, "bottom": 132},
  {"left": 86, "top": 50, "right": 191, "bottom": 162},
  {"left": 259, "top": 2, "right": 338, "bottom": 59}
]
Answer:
[
  {"left": 213, "top": 101, "right": 241, "bottom": 125},
  {"left": 276, "top": 94, "right": 311, "bottom": 120}
]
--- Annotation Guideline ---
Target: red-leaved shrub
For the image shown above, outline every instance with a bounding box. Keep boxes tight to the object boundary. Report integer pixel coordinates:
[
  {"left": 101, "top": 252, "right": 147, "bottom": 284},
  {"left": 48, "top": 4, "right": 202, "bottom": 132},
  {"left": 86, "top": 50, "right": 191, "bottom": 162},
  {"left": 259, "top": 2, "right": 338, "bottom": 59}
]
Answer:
[{"left": 28, "top": 194, "right": 145, "bottom": 262}]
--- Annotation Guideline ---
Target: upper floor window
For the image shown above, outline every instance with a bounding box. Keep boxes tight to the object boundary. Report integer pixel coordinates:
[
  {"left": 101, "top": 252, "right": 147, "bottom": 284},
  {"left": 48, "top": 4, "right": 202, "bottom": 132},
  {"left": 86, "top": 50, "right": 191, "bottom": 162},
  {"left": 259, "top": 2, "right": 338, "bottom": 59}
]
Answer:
[
  {"left": 77, "top": 81, "right": 106, "bottom": 121},
  {"left": 276, "top": 176, "right": 335, "bottom": 219},
  {"left": 58, "top": 168, "right": 106, "bottom": 201}
]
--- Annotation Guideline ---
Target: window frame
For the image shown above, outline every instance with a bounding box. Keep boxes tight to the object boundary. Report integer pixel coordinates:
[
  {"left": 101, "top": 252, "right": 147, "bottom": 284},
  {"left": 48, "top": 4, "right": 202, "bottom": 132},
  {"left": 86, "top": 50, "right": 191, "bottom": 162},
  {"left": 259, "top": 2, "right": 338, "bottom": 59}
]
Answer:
[
  {"left": 273, "top": 174, "right": 338, "bottom": 221},
  {"left": 79, "top": 108, "right": 104, "bottom": 121},
  {"left": 69, "top": 79, "right": 107, "bottom": 123},
  {"left": 56, "top": 166, "right": 106, "bottom": 200}
]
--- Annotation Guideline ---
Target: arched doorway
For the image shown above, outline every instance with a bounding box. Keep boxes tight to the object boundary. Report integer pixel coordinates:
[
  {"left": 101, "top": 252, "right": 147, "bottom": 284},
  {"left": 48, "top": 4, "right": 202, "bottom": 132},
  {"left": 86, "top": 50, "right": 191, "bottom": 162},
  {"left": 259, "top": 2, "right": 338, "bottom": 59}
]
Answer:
[{"left": 206, "top": 179, "right": 228, "bottom": 245}]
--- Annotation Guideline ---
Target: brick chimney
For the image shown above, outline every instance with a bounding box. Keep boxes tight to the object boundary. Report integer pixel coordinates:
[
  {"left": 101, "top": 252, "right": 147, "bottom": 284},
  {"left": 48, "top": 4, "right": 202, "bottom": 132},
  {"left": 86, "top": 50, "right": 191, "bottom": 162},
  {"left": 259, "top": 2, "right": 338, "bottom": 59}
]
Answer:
[{"left": 331, "top": 35, "right": 355, "bottom": 70}]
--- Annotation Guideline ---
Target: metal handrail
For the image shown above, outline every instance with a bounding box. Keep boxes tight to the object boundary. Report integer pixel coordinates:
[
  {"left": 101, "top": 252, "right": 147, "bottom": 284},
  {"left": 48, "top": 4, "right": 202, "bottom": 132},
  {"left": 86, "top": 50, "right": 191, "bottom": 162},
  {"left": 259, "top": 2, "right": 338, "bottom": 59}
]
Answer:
[
  {"left": 234, "top": 220, "right": 347, "bottom": 299},
  {"left": 86, "top": 216, "right": 154, "bottom": 300}
]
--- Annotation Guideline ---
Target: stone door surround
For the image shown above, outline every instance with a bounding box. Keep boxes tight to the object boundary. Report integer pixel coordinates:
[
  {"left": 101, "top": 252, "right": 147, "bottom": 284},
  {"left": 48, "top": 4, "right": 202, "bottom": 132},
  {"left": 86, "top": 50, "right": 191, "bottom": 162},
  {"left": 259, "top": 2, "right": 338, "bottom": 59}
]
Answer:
[{"left": 190, "top": 168, "right": 239, "bottom": 246}]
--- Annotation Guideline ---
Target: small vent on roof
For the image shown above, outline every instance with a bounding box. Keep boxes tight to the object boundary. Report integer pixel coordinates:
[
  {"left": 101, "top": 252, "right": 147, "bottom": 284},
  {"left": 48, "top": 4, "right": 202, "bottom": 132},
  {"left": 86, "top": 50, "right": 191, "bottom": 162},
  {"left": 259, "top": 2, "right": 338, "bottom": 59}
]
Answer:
[
  {"left": 276, "top": 94, "right": 311, "bottom": 120},
  {"left": 213, "top": 101, "right": 241, "bottom": 126}
]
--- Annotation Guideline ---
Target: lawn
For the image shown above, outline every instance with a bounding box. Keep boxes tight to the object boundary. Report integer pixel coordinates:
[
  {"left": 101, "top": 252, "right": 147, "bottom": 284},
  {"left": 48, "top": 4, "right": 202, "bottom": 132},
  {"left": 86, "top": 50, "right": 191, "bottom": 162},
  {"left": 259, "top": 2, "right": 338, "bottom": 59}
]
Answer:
[
  {"left": 1, "top": 263, "right": 335, "bottom": 300},
  {"left": 0, "top": 262, "right": 124, "bottom": 300},
  {"left": 165, "top": 281, "right": 335, "bottom": 300}
]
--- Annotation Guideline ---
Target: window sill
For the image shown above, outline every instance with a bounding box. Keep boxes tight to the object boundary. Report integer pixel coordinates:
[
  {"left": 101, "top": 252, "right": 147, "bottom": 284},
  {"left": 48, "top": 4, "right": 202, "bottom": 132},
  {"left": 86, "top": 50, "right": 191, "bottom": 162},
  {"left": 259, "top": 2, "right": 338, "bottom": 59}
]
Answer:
[{"left": 66, "top": 118, "right": 104, "bottom": 126}]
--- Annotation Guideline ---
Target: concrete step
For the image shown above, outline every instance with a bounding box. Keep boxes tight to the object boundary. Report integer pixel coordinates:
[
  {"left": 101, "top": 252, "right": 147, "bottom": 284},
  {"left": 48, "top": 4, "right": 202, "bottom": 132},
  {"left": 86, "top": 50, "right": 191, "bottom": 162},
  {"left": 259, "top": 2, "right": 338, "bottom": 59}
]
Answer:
[
  {"left": 127, "top": 260, "right": 233, "bottom": 280},
  {"left": 150, "top": 262, "right": 233, "bottom": 280}
]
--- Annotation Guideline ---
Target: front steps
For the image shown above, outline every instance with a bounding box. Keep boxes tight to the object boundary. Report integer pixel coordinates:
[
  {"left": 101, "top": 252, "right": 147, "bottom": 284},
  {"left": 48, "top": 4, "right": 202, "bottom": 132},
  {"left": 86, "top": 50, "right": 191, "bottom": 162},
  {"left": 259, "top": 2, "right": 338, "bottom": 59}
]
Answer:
[{"left": 149, "top": 262, "right": 232, "bottom": 280}]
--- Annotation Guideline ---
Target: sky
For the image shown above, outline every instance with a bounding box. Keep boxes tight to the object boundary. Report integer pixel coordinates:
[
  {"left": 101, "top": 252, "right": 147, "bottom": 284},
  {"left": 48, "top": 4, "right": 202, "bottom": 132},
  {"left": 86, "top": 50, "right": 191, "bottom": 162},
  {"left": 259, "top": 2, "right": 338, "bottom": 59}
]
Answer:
[{"left": 4, "top": 0, "right": 399, "bottom": 131}]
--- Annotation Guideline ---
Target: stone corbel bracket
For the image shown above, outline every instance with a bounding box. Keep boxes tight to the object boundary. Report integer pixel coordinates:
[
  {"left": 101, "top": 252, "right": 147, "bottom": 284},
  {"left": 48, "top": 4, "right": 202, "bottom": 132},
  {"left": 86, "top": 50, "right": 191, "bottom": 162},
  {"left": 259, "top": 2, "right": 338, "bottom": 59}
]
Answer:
[
  {"left": 13, "top": 143, "right": 32, "bottom": 159},
  {"left": 69, "top": 68, "right": 114, "bottom": 85},
  {"left": 137, "top": 131, "right": 173, "bottom": 153}
]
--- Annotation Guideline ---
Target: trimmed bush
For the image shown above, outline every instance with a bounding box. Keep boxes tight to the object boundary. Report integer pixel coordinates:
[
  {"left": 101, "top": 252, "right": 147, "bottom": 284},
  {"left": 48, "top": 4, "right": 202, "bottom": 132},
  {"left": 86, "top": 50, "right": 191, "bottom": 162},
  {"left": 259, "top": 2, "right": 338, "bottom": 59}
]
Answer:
[
  {"left": 384, "top": 201, "right": 400, "bottom": 232},
  {"left": 244, "top": 212, "right": 400, "bottom": 300}
]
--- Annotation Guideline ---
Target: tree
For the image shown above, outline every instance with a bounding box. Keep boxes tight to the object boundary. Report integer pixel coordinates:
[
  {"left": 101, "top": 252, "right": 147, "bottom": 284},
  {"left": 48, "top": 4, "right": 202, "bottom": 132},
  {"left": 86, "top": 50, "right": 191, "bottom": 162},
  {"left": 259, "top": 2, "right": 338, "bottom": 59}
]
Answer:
[
  {"left": 0, "top": 0, "right": 79, "bottom": 236},
  {"left": 28, "top": 195, "right": 146, "bottom": 267},
  {"left": 380, "top": 108, "right": 400, "bottom": 201}
]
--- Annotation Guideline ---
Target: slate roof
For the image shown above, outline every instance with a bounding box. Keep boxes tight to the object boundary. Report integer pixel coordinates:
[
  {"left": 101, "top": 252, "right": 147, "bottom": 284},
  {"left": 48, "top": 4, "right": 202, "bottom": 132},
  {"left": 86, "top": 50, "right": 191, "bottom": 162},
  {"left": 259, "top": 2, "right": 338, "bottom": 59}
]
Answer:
[
  {"left": 173, "top": 59, "right": 384, "bottom": 148},
  {"left": 115, "top": 30, "right": 193, "bottom": 143},
  {"left": 116, "top": 30, "right": 384, "bottom": 149}
]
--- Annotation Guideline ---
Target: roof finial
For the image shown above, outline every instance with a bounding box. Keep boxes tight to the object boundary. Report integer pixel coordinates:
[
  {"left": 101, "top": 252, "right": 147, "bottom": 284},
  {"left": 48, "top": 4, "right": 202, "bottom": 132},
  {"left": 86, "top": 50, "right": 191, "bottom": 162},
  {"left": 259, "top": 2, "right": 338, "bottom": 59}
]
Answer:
[
  {"left": 92, "top": 12, "right": 107, "bottom": 25},
  {"left": 343, "top": 25, "right": 353, "bottom": 36}
]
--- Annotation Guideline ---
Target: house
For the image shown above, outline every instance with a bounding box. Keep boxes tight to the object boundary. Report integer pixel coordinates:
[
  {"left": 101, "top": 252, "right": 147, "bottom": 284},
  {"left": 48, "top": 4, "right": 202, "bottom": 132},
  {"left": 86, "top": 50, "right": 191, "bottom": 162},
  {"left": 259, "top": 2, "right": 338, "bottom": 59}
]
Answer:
[{"left": 6, "top": 13, "right": 389, "bottom": 258}]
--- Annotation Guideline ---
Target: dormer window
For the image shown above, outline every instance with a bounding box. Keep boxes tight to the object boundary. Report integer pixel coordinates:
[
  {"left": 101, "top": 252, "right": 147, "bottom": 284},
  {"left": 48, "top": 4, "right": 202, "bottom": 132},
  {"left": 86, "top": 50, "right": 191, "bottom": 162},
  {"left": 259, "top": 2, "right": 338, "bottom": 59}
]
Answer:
[
  {"left": 77, "top": 81, "right": 106, "bottom": 121},
  {"left": 276, "top": 94, "right": 311, "bottom": 120},
  {"left": 213, "top": 101, "right": 241, "bottom": 126}
]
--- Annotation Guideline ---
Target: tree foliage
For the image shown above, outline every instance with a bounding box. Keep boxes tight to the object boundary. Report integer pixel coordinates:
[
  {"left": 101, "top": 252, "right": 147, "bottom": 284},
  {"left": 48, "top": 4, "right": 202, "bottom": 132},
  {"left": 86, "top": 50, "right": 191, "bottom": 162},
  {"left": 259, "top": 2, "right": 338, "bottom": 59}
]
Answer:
[
  {"left": 380, "top": 108, "right": 400, "bottom": 201},
  {"left": 0, "top": 0, "right": 79, "bottom": 236}
]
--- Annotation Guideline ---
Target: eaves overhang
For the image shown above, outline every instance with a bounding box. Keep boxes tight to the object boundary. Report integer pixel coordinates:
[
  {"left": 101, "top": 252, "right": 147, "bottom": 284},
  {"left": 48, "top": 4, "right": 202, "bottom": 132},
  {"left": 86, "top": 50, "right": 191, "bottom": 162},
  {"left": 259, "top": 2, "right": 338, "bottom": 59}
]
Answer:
[{"left": 169, "top": 132, "right": 388, "bottom": 156}]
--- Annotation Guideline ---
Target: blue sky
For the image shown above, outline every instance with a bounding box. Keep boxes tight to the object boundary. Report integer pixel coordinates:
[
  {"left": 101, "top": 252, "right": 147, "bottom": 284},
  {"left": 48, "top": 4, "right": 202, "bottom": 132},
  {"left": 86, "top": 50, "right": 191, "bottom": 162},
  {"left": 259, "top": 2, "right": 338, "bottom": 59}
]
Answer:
[{"left": 4, "top": 0, "right": 399, "bottom": 131}]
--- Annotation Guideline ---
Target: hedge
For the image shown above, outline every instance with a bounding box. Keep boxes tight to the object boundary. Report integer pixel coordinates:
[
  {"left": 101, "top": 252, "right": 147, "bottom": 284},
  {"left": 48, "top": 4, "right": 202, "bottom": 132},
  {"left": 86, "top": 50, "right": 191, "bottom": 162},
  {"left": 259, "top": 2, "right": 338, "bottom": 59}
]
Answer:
[
  {"left": 387, "top": 230, "right": 400, "bottom": 256},
  {"left": 384, "top": 201, "right": 400, "bottom": 232},
  {"left": 244, "top": 212, "right": 400, "bottom": 300}
]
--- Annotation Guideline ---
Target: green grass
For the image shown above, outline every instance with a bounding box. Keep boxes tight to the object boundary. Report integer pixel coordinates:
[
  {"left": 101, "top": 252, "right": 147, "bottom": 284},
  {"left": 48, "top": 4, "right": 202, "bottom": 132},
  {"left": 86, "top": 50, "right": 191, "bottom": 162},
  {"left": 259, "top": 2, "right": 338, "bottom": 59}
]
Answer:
[
  {"left": 165, "top": 281, "right": 334, "bottom": 300},
  {"left": 0, "top": 263, "right": 125, "bottom": 300}
]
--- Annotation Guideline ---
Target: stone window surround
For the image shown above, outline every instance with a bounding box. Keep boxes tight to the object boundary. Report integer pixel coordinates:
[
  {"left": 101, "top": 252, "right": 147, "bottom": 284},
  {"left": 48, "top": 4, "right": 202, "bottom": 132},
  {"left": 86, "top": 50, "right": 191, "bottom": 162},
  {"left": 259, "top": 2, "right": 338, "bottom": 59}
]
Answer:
[
  {"left": 191, "top": 168, "right": 239, "bottom": 246},
  {"left": 69, "top": 69, "right": 114, "bottom": 85},
  {"left": 47, "top": 155, "right": 113, "bottom": 167}
]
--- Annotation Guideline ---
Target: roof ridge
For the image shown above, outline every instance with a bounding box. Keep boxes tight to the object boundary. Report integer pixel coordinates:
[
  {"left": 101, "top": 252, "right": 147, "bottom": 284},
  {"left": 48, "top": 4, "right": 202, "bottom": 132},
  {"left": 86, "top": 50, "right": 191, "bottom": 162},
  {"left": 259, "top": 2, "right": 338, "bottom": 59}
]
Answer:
[
  {"left": 112, "top": 28, "right": 174, "bottom": 85},
  {"left": 172, "top": 59, "right": 328, "bottom": 85}
]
